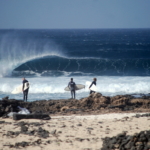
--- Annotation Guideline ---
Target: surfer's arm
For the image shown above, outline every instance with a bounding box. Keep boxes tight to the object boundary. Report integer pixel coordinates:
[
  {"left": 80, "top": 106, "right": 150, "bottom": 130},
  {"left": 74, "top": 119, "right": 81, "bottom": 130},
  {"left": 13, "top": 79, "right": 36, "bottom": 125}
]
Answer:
[{"left": 89, "top": 82, "right": 93, "bottom": 88}]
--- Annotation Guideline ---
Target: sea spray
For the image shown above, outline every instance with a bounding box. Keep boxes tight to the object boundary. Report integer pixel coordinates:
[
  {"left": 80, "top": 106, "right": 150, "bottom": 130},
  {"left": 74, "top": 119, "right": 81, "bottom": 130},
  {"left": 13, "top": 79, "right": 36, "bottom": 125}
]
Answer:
[
  {"left": 0, "top": 29, "right": 150, "bottom": 77},
  {"left": 0, "top": 30, "right": 64, "bottom": 77}
]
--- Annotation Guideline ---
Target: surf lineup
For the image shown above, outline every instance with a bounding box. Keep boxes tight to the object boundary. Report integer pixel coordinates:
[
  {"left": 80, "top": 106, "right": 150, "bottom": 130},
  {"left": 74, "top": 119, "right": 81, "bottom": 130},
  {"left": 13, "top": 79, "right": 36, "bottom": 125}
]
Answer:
[{"left": 11, "top": 77, "right": 98, "bottom": 101}]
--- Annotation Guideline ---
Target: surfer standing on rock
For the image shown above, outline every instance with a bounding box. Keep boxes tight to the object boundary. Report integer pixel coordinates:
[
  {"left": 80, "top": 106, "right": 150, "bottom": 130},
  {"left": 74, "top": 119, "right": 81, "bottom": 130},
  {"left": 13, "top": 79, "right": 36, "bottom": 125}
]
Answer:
[
  {"left": 89, "top": 78, "right": 97, "bottom": 94},
  {"left": 22, "top": 78, "right": 29, "bottom": 102},
  {"left": 68, "top": 78, "right": 76, "bottom": 99}
]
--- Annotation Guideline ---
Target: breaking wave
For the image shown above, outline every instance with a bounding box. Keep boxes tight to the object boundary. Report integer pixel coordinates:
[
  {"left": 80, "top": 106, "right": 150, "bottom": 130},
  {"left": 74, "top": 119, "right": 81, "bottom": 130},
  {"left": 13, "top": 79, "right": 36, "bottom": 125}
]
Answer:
[{"left": 13, "top": 56, "right": 150, "bottom": 76}]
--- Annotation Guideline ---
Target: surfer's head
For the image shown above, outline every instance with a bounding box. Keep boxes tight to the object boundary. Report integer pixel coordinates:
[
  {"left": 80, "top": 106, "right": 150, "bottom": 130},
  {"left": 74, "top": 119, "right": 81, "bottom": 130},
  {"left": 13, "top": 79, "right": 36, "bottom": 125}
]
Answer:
[
  {"left": 71, "top": 78, "right": 73, "bottom": 81},
  {"left": 22, "top": 77, "right": 25, "bottom": 80},
  {"left": 93, "top": 78, "right": 97, "bottom": 81}
]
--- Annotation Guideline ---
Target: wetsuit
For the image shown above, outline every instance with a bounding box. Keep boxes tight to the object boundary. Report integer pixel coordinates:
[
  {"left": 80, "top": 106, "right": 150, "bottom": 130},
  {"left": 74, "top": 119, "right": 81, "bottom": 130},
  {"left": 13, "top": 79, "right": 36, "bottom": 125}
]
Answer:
[
  {"left": 68, "top": 81, "right": 76, "bottom": 99},
  {"left": 89, "top": 81, "right": 96, "bottom": 94},
  {"left": 22, "top": 79, "right": 29, "bottom": 101}
]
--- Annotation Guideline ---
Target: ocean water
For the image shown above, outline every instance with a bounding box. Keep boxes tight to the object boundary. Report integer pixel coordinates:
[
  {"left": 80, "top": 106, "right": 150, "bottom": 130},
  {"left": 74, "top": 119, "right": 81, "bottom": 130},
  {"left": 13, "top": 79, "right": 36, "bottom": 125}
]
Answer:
[{"left": 0, "top": 29, "right": 150, "bottom": 101}]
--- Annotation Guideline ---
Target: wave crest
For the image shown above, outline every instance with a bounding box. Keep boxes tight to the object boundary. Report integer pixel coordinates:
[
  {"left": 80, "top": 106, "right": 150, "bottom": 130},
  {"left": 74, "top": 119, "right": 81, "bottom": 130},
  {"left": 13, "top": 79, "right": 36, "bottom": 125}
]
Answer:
[
  {"left": 0, "top": 31, "right": 64, "bottom": 77},
  {"left": 13, "top": 56, "right": 150, "bottom": 76}
]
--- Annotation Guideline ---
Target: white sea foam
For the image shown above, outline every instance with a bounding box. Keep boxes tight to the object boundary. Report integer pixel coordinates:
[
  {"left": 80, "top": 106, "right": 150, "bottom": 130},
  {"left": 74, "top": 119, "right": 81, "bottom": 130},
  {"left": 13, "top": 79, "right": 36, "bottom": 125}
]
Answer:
[{"left": 0, "top": 76, "right": 150, "bottom": 101}]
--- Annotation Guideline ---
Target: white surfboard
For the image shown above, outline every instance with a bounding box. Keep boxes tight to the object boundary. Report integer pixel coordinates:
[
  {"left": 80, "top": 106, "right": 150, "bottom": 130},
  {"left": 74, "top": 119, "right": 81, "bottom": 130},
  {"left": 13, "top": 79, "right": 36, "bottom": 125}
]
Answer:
[
  {"left": 11, "top": 82, "right": 30, "bottom": 94},
  {"left": 86, "top": 81, "right": 97, "bottom": 92},
  {"left": 64, "top": 84, "right": 85, "bottom": 91}
]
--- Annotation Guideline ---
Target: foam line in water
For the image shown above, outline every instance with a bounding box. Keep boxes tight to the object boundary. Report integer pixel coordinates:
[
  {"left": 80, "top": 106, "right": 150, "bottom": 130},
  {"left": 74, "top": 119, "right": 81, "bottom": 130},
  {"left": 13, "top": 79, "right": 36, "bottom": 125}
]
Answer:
[{"left": 0, "top": 76, "right": 150, "bottom": 95}]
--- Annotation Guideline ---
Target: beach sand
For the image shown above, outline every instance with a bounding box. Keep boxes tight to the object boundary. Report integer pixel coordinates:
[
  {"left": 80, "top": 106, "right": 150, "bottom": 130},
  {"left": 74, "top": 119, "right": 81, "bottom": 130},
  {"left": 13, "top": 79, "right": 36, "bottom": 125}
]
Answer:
[{"left": 0, "top": 113, "right": 150, "bottom": 150}]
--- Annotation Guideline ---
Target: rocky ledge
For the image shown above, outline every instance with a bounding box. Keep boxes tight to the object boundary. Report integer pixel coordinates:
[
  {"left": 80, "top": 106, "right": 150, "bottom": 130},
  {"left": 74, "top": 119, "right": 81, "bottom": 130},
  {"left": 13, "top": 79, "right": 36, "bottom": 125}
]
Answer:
[
  {"left": 0, "top": 93, "right": 150, "bottom": 117},
  {"left": 101, "top": 130, "right": 150, "bottom": 150}
]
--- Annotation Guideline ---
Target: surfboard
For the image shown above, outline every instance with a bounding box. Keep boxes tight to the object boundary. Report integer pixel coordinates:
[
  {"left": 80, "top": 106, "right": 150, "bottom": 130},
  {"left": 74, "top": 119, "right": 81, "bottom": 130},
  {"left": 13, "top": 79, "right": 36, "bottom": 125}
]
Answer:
[
  {"left": 11, "top": 82, "right": 30, "bottom": 94},
  {"left": 86, "top": 81, "right": 97, "bottom": 92},
  {"left": 64, "top": 84, "right": 85, "bottom": 91}
]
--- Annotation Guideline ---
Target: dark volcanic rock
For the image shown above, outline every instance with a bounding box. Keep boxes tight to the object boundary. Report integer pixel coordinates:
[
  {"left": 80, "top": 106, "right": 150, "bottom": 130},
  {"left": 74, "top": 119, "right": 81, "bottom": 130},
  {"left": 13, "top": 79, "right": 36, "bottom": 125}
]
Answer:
[
  {"left": 13, "top": 113, "right": 51, "bottom": 120},
  {"left": 0, "top": 93, "right": 150, "bottom": 117},
  {"left": 134, "top": 113, "right": 150, "bottom": 118},
  {"left": 0, "top": 121, "right": 5, "bottom": 124},
  {"left": 18, "top": 121, "right": 26, "bottom": 126},
  {"left": 21, "top": 125, "right": 28, "bottom": 133},
  {"left": 101, "top": 130, "right": 150, "bottom": 150},
  {"left": 37, "top": 127, "right": 49, "bottom": 138},
  {"left": 15, "top": 141, "right": 30, "bottom": 147},
  {"left": 2, "top": 96, "right": 9, "bottom": 100},
  {"left": 6, "top": 131, "right": 20, "bottom": 137}
]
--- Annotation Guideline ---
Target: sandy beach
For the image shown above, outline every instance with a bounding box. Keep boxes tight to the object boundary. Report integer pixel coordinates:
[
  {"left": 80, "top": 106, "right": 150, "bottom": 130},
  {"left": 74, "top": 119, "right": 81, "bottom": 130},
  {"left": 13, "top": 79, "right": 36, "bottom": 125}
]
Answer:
[{"left": 0, "top": 112, "right": 150, "bottom": 150}]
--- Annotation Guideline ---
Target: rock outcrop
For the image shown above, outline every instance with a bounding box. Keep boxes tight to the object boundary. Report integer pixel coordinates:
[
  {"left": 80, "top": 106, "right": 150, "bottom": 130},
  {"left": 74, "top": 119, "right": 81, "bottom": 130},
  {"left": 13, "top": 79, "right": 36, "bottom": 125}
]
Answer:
[
  {"left": 0, "top": 93, "right": 150, "bottom": 117},
  {"left": 101, "top": 130, "right": 150, "bottom": 150}
]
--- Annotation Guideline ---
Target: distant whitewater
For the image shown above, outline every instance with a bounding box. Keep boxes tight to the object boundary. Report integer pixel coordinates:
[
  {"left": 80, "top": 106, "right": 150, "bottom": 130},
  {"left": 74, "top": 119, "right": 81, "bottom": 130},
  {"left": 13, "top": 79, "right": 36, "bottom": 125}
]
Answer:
[{"left": 0, "top": 29, "right": 150, "bottom": 101}]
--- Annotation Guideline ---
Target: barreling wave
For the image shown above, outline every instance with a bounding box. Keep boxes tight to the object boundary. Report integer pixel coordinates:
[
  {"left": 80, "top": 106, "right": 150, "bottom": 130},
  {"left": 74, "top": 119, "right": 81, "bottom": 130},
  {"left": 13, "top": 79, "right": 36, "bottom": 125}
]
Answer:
[
  {"left": 13, "top": 56, "right": 150, "bottom": 76},
  {"left": 1, "top": 29, "right": 150, "bottom": 77},
  {"left": 0, "top": 30, "right": 64, "bottom": 77}
]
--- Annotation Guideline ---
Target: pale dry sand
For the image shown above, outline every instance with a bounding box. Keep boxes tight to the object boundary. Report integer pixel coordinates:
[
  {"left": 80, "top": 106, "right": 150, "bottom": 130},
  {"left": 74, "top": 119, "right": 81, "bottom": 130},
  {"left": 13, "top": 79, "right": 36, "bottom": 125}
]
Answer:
[{"left": 0, "top": 113, "right": 150, "bottom": 150}]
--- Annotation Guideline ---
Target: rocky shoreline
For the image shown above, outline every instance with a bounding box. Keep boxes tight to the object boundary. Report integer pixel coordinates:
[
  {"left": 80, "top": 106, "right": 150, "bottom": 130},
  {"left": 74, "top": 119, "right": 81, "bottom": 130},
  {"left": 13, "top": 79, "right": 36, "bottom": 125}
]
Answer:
[
  {"left": 1, "top": 93, "right": 150, "bottom": 150},
  {"left": 0, "top": 93, "right": 150, "bottom": 117}
]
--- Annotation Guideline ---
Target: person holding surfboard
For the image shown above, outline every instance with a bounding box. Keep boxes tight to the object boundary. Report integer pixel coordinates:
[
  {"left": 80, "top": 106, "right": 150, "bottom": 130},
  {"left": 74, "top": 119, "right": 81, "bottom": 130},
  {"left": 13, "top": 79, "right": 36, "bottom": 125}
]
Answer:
[
  {"left": 68, "top": 78, "right": 76, "bottom": 99},
  {"left": 89, "top": 78, "right": 97, "bottom": 94},
  {"left": 22, "top": 78, "right": 29, "bottom": 101}
]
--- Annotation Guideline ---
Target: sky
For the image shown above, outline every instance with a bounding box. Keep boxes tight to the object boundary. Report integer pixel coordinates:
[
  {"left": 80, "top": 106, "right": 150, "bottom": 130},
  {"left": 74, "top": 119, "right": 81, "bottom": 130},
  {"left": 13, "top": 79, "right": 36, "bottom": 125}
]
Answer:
[{"left": 0, "top": 0, "right": 150, "bottom": 29}]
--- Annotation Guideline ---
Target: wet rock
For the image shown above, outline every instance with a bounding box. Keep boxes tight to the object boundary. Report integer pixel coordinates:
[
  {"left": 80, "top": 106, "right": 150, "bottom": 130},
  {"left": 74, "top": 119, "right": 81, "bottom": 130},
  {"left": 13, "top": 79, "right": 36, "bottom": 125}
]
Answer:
[
  {"left": 13, "top": 113, "right": 51, "bottom": 120},
  {"left": 2, "top": 96, "right": 9, "bottom": 100}
]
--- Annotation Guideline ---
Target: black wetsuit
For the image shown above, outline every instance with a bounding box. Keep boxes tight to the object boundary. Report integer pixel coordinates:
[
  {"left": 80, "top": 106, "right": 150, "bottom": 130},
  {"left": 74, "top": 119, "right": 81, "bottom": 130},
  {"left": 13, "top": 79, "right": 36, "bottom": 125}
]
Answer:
[
  {"left": 22, "top": 79, "right": 29, "bottom": 101},
  {"left": 89, "top": 81, "right": 96, "bottom": 94},
  {"left": 68, "top": 81, "right": 76, "bottom": 99}
]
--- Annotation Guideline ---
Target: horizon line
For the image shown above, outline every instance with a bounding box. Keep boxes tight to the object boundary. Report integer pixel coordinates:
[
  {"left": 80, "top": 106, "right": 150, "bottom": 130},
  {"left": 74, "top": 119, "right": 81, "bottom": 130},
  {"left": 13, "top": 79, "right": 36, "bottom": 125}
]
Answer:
[{"left": 0, "top": 27, "right": 150, "bottom": 30}]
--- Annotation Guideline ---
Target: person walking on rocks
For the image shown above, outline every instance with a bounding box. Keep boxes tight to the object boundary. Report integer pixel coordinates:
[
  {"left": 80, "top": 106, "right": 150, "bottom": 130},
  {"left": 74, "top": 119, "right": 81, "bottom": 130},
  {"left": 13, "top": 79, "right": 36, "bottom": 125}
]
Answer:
[
  {"left": 68, "top": 78, "right": 76, "bottom": 99},
  {"left": 89, "top": 78, "right": 97, "bottom": 94},
  {"left": 22, "top": 78, "right": 29, "bottom": 102}
]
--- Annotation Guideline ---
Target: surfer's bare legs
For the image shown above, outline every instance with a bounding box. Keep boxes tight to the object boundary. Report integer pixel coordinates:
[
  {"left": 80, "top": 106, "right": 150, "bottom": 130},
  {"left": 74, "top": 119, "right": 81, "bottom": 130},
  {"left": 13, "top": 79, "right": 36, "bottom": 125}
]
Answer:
[{"left": 71, "top": 90, "right": 75, "bottom": 99}]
